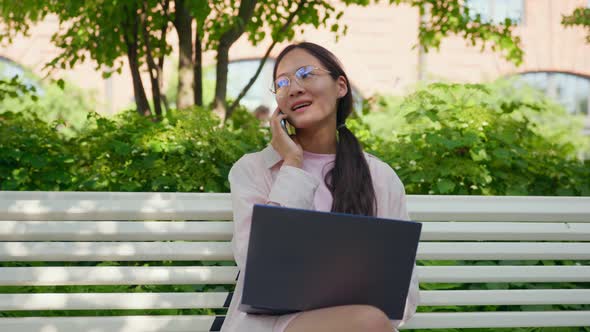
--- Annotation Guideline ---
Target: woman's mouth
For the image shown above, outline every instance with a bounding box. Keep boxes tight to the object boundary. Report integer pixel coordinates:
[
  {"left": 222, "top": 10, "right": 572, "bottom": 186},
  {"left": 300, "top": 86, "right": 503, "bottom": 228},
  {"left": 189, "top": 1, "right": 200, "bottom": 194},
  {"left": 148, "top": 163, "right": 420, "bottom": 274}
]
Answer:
[{"left": 292, "top": 102, "right": 312, "bottom": 113}]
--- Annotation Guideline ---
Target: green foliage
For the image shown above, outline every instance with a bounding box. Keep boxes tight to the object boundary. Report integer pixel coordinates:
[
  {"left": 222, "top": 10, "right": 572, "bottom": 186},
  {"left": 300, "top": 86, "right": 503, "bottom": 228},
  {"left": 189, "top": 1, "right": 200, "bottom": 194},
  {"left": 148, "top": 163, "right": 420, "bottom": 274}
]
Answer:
[
  {"left": 0, "top": 77, "right": 96, "bottom": 137},
  {"left": 0, "top": 111, "right": 75, "bottom": 190},
  {"left": 358, "top": 81, "right": 590, "bottom": 196},
  {"left": 0, "top": 106, "right": 267, "bottom": 192},
  {"left": 562, "top": 6, "right": 590, "bottom": 43},
  {"left": 0, "top": 0, "right": 528, "bottom": 120},
  {"left": 0, "top": 76, "right": 38, "bottom": 102},
  {"left": 72, "top": 106, "right": 265, "bottom": 192},
  {"left": 414, "top": 0, "right": 524, "bottom": 65}
]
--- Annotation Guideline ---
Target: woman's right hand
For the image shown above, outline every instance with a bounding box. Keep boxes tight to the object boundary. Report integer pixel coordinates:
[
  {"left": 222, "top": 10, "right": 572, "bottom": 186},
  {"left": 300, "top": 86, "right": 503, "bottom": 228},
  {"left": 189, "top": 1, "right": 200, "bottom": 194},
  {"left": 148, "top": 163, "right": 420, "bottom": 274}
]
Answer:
[{"left": 270, "top": 107, "right": 303, "bottom": 168}]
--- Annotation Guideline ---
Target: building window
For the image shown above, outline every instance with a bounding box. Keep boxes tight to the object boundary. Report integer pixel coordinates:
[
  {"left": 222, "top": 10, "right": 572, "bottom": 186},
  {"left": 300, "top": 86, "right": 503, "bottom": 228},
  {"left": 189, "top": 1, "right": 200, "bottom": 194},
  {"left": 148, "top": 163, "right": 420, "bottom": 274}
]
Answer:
[
  {"left": 0, "top": 56, "right": 43, "bottom": 93},
  {"left": 515, "top": 71, "right": 590, "bottom": 117},
  {"left": 467, "top": 0, "right": 525, "bottom": 25},
  {"left": 225, "top": 58, "right": 277, "bottom": 112}
]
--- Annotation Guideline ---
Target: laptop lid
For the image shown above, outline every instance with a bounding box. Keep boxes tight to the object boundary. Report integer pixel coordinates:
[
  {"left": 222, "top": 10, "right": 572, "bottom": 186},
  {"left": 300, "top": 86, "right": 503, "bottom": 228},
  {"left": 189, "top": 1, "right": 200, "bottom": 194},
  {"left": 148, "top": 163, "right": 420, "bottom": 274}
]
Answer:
[{"left": 240, "top": 204, "right": 422, "bottom": 319}]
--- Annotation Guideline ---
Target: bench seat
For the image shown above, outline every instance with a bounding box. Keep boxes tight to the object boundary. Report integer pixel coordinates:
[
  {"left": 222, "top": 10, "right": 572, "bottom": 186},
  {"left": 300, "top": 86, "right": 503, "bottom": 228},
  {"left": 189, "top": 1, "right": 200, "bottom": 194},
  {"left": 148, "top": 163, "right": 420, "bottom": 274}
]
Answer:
[{"left": 0, "top": 191, "right": 589, "bottom": 331}]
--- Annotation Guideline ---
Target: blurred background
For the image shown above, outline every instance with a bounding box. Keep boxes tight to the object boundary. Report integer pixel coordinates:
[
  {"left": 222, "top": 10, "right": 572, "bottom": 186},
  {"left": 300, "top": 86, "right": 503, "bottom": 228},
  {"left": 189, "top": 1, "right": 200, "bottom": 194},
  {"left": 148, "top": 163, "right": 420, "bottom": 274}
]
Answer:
[{"left": 2, "top": 1, "right": 589, "bottom": 127}]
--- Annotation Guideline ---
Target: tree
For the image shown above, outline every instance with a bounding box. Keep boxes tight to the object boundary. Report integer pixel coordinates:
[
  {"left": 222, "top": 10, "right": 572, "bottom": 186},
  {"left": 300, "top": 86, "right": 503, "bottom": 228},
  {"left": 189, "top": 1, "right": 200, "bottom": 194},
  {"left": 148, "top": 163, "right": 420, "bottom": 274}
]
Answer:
[
  {"left": 0, "top": 0, "right": 525, "bottom": 121},
  {"left": 0, "top": 0, "right": 172, "bottom": 119},
  {"left": 209, "top": 0, "right": 526, "bottom": 120}
]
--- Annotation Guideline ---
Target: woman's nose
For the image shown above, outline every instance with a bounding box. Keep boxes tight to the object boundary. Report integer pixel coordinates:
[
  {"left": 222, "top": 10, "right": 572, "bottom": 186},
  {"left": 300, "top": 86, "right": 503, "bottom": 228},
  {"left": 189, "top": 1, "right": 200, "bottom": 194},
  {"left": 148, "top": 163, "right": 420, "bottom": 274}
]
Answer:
[{"left": 288, "top": 79, "right": 305, "bottom": 97}]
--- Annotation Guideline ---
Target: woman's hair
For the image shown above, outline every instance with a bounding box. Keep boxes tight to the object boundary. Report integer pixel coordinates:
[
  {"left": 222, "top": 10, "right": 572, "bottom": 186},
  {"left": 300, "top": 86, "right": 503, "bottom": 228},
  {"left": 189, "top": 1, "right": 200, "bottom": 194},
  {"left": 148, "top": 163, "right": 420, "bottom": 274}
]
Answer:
[{"left": 273, "top": 42, "right": 377, "bottom": 216}]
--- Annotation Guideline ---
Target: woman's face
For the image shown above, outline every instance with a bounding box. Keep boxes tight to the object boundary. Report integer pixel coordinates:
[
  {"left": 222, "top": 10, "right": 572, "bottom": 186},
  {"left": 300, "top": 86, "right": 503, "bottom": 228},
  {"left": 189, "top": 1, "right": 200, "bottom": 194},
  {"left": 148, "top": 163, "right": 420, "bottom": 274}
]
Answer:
[{"left": 274, "top": 48, "right": 348, "bottom": 130}]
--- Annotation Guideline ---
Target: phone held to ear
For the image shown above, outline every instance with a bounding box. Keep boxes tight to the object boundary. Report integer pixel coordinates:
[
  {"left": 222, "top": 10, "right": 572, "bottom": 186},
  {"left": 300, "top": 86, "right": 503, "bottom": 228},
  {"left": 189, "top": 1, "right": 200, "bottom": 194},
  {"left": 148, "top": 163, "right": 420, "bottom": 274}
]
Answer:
[{"left": 279, "top": 111, "right": 296, "bottom": 136}]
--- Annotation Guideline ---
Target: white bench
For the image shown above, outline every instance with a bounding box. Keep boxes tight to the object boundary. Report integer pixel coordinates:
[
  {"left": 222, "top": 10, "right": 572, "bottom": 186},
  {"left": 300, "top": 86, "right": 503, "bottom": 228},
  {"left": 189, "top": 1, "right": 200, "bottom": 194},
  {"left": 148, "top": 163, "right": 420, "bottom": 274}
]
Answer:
[{"left": 0, "top": 191, "right": 589, "bottom": 331}]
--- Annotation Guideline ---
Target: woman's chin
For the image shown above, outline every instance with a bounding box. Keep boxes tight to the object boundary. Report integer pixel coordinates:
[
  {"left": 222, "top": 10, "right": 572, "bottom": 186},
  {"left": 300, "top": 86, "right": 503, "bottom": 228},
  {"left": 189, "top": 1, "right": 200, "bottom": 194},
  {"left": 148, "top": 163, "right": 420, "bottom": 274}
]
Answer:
[{"left": 289, "top": 114, "right": 318, "bottom": 129}]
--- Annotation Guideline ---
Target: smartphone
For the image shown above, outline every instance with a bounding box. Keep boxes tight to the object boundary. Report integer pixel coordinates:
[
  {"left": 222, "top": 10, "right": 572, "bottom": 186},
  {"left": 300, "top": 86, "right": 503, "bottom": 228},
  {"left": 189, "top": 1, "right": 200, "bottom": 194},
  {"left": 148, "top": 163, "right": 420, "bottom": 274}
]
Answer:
[{"left": 279, "top": 111, "right": 295, "bottom": 135}]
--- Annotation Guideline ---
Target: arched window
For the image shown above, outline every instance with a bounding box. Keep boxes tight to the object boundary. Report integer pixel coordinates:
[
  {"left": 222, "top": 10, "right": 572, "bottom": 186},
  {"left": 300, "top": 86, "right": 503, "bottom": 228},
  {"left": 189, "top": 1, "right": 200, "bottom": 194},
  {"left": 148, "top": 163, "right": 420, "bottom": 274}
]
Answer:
[
  {"left": 0, "top": 56, "right": 43, "bottom": 94},
  {"left": 515, "top": 71, "right": 590, "bottom": 116},
  {"left": 226, "top": 58, "right": 276, "bottom": 111},
  {"left": 467, "top": 0, "right": 525, "bottom": 25}
]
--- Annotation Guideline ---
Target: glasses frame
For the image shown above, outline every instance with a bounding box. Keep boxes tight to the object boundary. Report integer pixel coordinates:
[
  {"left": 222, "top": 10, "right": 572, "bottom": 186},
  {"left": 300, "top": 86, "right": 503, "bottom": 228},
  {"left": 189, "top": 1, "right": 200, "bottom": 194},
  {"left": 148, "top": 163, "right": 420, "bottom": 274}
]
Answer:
[{"left": 269, "top": 65, "right": 332, "bottom": 98}]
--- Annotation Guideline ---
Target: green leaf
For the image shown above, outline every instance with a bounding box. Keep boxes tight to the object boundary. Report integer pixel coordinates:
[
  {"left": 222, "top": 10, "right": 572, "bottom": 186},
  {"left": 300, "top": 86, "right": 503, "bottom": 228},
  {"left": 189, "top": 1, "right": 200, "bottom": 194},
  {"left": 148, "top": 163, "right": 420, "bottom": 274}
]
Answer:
[
  {"left": 56, "top": 79, "right": 65, "bottom": 90},
  {"left": 436, "top": 178, "right": 456, "bottom": 194}
]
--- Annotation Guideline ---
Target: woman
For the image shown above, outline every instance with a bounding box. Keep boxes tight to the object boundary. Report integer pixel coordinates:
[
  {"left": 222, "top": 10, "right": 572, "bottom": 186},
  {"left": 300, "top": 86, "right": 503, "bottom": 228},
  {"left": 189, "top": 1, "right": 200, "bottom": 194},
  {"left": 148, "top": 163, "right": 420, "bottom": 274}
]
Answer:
[{"left": 222, "top": 42, "right": 419, "bottom": 332}]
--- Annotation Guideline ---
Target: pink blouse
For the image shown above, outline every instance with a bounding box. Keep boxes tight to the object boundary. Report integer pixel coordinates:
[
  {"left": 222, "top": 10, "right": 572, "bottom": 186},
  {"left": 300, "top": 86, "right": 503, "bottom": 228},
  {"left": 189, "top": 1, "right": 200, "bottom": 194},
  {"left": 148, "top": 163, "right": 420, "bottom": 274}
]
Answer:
[{"left": 221, "top": 145, "right": 419, "bottom": 332}]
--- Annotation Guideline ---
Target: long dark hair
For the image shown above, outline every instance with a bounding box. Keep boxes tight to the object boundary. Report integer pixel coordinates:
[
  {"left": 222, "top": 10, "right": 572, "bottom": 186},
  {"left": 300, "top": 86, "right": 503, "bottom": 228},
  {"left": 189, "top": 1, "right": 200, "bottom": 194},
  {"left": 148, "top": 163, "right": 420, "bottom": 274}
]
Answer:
[{"left": 273, "top": 42, "right": 377, "bottom": 216}]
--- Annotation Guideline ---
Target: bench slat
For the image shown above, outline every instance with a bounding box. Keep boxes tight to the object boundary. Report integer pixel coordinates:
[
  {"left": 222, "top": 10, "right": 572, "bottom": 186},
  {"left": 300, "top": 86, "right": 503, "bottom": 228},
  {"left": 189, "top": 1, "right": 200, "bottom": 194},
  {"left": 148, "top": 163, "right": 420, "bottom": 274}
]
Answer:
[
  {"left": 420, "top": 222, "right": 590, "bottom": 241},
  {"left": 1, "top": 311, "right": 590, "bottom": 331},
  {"left": 402, "top": 311, "right": 590, "bottom": 329},
  {"left": 1, "top": 265, "right": 589, "bottom": 286},
  {"left": 417, "top": 265, "right": 590, "bottom": 283},
  {"left": 407, "top": 195, "right": 590, "bottom": 222},
  {"left": 0, "top": 266, "right": 239, "bottom": 286},
  {"left": 0, "top": 192, "right": 233, "bottom": 221},
  {"left": 2, "top": 192, "right": 590, "bottom": 222},
  {"left": 2, "top": 242, "right": 589, "bottom": 261},
  {"left": 419, "top": 242, "right": 590, "bottom": 260},
  {"left": 0, "top": 221, "right": 234, "bottom": 241},
  {"left": 2, "top": 221, "right": 589, "bottom": 241},
  {"left": 0, "top": 315, "right": 219, "bottom": 332},
  {"left": 419, "top": 289, "right": 590, "bottom": 306},
  {"left": 2, "top": 289, "right": 589, "bottom": 311},
  {"left": 0, "top": 242, "right": 234, "bottom": 261},
  {"left": 0, "top": 292, "right": 230, "bottom": 311}
]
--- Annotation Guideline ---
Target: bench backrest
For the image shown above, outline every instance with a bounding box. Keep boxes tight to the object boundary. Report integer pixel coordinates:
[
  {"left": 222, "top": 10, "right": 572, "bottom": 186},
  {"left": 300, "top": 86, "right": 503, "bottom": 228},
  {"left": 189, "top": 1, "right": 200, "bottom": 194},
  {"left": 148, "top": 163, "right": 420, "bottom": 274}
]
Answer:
[{"left": 1, "top": 191, "right": 589, "bottom": 331}]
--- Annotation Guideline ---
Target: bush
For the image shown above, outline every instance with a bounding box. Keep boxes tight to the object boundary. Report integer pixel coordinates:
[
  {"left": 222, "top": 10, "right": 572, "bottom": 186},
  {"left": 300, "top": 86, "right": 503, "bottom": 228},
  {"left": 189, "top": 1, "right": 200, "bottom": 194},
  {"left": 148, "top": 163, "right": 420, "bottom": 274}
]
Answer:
[
  {"left": 0, "top": 106, "right": 268, "bottom": 192},
  {"left": 1, "top": 80, "right": 588, "bottom": 196},
  {"left": 0, "top": 76, "right": 96, "bottom": 137},
  {"left": 358, "top": 81, "right": 590, "bottom": 196},
  {"left": 0, "top": 111, "right": 76, "bottom": 190},
  {"left": 71, "top": 106, "right": 267, "bottom": 192}
]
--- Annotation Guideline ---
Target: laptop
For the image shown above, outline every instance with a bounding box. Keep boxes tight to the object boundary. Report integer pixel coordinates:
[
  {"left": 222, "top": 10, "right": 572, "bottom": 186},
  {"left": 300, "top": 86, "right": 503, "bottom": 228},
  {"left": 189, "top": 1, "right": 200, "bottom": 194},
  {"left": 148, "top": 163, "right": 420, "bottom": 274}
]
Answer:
[{"left": 239, "top": 204, "right": 422, "bottom": 320}]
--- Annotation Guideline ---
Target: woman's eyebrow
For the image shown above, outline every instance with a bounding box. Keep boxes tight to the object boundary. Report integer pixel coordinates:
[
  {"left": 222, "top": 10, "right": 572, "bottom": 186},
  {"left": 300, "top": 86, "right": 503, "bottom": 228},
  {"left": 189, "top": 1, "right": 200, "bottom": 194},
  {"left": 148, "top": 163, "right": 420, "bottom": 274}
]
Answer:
[
  {"left": 276, "top": 71, "right": 288, "bottom": 78},
  {"left": 276, "top": 65, "right": 306, "bottom": 78}
]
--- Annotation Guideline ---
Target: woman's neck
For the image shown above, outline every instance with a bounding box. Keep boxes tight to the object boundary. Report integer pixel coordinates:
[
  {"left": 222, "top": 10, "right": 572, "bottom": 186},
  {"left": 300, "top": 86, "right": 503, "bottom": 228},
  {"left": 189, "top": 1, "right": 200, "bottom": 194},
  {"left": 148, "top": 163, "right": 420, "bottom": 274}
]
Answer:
[{"left": 296, "top": 124, "right": 338, "bottom": 154}]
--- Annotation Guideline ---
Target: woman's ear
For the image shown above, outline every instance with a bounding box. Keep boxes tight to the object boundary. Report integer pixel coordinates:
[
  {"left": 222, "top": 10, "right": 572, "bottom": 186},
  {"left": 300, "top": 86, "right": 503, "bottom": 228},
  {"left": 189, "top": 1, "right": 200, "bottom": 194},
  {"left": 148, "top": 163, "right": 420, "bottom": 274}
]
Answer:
[{"left": 336, "top": 76, "right": 348, "bottom": 98}]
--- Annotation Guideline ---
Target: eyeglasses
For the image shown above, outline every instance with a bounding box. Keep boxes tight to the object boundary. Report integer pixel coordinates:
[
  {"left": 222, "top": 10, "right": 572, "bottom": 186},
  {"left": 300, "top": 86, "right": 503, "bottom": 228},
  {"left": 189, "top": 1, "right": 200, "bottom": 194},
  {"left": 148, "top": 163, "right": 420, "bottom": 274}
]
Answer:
[{"left": 270, "top": 65, "right": 331, "bottom": 99}]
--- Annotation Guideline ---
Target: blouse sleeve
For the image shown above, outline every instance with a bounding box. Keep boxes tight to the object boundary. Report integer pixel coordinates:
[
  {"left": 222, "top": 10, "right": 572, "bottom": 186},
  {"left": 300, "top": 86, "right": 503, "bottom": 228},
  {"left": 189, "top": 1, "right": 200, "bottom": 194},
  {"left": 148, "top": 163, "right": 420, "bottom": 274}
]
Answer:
[
  {"left": 228, "top": 156, "right": 320, "bottom": 271},
  {"left": 379, "top": 167, "right": 420, "bottom": 330}
]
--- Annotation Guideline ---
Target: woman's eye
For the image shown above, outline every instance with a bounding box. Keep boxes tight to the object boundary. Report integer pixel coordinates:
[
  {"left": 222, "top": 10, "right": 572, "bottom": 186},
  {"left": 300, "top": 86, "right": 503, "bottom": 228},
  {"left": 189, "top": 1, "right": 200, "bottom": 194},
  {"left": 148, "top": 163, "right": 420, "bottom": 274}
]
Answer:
[
  {"left": 276, "top": 77, "right": 289, "bottom": 89},
  {"left": 297, "top": 67, "right": 315, "bottom": 80}
]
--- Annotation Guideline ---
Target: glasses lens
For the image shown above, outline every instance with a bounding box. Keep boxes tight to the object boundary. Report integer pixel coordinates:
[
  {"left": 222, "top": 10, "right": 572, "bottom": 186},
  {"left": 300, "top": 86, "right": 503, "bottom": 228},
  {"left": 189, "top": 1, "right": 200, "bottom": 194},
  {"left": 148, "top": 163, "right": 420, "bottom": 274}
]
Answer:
[
  {"left": 295, "top": 66, "right": 315, "bottom": 82},
  {"left": 272, "top": 76, "right": 289, "bottom": 97},
  {"left": 273, "top": 76, "right": 289, "bottom": 92}
]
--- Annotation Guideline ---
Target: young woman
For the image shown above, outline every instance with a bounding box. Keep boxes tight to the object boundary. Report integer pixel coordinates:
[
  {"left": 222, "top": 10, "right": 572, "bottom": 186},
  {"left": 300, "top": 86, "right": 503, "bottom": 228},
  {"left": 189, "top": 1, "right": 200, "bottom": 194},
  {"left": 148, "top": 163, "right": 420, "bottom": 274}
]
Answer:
[{"left": 221, "top": 42, "right": 419, "bottom": 332}]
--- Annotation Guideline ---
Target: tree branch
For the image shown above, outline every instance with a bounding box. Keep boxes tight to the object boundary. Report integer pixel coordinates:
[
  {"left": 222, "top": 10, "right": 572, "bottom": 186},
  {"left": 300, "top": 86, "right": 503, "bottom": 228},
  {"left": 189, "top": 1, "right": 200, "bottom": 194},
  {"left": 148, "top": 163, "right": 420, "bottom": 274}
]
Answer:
[{"left": 227, "top": 0, "right": 307, "bottom": 118}]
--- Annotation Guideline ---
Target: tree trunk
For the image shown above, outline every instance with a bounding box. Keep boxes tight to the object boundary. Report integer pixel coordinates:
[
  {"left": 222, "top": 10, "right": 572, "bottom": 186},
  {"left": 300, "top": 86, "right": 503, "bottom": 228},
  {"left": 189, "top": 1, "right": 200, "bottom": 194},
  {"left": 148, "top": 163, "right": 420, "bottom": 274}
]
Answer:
[
  {"left": 194, "top": 22, "right": 203, "bottom": 107},
  {"left": 141, "top": 1, "right": 163, "bottom": 120},
  {"left": 213, "top": 0, "right": 258, "bottom": 120},
  {"left": 214, "top": 42, "right": 230, "bottom": 121},
  {"left": 173, "top": 0, "right": 194, "bottom": 110},
  {"left": 127, "top": 50, "right": 151, "bottom": 117},
  {"left": 159, "top": 0, "right": 171, "bottom": 113},
  {"left": 122, "top": 4, "right": 151, "bottom": 117}
]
